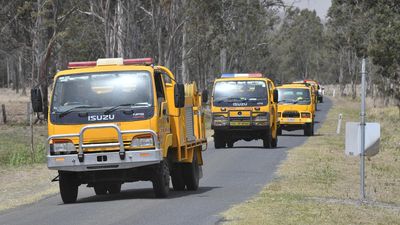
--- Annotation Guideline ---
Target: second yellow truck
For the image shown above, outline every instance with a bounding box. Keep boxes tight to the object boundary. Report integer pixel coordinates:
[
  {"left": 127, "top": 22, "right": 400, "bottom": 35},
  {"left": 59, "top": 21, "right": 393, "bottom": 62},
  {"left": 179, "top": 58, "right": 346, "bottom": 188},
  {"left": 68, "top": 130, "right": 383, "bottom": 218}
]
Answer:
[{"left": 211, "top": 73, "right": 279, "bottom": 149}]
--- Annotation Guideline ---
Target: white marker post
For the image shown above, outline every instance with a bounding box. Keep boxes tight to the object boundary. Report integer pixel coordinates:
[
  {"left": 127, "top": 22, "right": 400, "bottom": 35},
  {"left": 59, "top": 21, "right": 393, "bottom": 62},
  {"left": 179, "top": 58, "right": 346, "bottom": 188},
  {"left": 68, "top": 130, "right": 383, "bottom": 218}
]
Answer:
[
  {"left": 336, "top": 113, "right": 342, "bottom": 134},
  {"left": 360, "top": 58, "right": 366, "bottom": 201}
]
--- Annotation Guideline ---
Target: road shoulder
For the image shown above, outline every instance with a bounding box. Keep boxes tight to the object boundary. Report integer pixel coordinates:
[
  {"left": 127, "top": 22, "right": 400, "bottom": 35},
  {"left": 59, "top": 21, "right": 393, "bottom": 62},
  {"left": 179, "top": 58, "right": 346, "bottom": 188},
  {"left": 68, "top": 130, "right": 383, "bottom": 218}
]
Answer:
[{"left": 221, "top": 97, "right": 400, "bottom": 224}]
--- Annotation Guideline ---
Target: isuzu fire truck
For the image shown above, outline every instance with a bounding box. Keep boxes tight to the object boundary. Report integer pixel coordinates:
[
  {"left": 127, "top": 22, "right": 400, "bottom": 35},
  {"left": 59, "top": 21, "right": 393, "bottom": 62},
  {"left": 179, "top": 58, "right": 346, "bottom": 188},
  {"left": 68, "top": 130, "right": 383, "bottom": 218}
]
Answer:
[{"left": 31, "top": 58, "right": 208, "bottom": 203}]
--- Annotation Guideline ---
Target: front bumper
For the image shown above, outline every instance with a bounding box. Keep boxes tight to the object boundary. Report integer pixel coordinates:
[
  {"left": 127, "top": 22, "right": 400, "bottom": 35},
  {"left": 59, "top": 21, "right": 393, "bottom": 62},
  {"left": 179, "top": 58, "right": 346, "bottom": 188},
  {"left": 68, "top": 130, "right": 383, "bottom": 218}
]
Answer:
[
  {"left": 48, "top": 149, "right": 162, "bottom": 172},
  {"left": 47, "top": 124, "right": 161, "bottom": 172},
  {"left": 279, "top": 117, "right": 313, "bottom": 125}
]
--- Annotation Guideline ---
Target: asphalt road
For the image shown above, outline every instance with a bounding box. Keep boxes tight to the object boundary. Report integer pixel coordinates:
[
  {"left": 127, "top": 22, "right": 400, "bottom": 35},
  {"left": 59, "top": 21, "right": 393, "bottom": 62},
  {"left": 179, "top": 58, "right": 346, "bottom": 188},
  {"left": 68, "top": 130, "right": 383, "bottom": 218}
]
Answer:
[{"left": 0, "top": 99, "right": 331, "bottom": 225}]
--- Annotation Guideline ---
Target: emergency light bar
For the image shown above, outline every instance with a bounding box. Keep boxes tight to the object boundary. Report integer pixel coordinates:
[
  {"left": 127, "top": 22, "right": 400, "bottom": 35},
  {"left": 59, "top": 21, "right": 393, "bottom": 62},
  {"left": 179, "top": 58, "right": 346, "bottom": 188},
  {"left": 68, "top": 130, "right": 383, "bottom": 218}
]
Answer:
[
  {"left": 67, "top": 58, "right": 153, "bottom": 69},
  {"left": 221, "top": 73, "right": 263, "bottom": 78}
]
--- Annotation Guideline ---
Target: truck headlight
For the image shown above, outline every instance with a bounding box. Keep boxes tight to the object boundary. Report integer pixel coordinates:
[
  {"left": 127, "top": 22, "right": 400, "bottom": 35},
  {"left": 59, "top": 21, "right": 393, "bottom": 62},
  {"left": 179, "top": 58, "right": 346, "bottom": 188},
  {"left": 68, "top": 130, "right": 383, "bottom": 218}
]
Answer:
[
  {"left": 50, "top": 140, "right": 75, "bottom": 155},
  {"left": 212, "top": 115, "right": 228, "bottom": 126},
  {"left": 301, "top": 112, "right": 311, "bottom": 118},
  {"left": 131, "top": 135, "right": 154, "bottom": 148},
  {"left": 253, "top": 113, "right": 269, "bottom": 126}
]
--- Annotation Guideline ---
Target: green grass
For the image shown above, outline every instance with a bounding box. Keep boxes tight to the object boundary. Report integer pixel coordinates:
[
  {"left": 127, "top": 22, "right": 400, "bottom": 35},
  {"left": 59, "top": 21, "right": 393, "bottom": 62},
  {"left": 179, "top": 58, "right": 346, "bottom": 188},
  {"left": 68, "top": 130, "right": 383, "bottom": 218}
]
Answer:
[
  {"left": 0, "top": 125, "right": 47, "bottom": 167},
  {"left": 222, "top": 97, "right": 400, "bottom": 225}
]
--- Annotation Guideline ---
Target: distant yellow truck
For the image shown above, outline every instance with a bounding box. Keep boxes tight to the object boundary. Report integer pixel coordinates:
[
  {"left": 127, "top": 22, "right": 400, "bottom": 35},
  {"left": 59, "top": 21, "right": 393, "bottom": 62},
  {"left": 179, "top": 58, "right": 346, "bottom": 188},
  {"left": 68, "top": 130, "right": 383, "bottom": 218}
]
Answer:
[
  {"left": 276, "top": 83, "right": 315, "bottom": 136},
  {"left": 31, "top": 58, "right": 208, "bottom": 203},
  {"left": 211, "top": 73, "right": 279, "bottom": 148}
]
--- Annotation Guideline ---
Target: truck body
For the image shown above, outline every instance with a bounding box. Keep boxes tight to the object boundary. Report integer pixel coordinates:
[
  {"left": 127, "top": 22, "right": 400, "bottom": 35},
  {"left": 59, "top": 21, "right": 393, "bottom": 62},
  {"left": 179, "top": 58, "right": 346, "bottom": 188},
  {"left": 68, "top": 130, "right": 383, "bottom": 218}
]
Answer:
[
  {"left": 210, "top": 73, "right": 278, "bottom": 148},
  {"left": 276, "top": 83, "right": 315, "bottom": 136},
  {"left": 32, "top": 58, "right": 207, "bottom": 203}
]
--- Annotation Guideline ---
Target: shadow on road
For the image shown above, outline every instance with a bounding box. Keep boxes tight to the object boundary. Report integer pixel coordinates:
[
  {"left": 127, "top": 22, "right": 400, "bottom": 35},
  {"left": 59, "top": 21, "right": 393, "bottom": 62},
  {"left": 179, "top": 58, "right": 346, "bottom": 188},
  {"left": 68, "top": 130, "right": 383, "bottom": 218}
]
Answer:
[
  {"left": 226, "top": 146, "right": 287, "bottom": 150},
  {"left": 70, "top": 186, "right": 220, "bottom": 205}
]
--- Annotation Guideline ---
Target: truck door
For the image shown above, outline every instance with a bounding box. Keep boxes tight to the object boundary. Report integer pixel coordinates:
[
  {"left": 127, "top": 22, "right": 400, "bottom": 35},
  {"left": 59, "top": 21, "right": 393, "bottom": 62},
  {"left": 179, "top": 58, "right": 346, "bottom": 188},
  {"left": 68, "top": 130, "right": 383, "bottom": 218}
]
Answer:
[{"left": 154, "top": 72, "right": 170, "bottom": 149}]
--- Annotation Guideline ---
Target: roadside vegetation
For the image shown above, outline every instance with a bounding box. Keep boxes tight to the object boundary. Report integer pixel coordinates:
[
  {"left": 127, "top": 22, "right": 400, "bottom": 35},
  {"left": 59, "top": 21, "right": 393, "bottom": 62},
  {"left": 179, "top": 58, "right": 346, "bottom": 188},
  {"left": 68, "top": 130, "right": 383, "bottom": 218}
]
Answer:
[
  {"left": 222, "top": 97, "right": 400, "bottom": 225},
  {"left": 0, "top": 90, "right": 57, "bottom": 212}
]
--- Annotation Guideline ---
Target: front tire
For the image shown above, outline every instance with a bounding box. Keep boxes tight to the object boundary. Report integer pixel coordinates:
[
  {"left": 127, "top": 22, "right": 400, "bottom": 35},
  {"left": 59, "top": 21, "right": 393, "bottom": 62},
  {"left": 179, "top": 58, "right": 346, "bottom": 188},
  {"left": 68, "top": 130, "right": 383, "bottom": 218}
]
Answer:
[
  {"left": 59, "top": 171, "right": 78, "bottom": 204},
  {"left": 277, "top": 127, "right": 282, "bottom": 136},
  {"left": 94, "top": 184, "right": 107, "bottom": 195},
  {"left": 271, "top": 135, "right": 278, "bottom": 148},
  {"left": 227, "top": 140, "right": 234, "bottom": 148},
  {"left": 152, "top": 160, "right": 170, "bottom": 198},
  {"left": 214, "top": 132, "right": 226, "bottom": 149},
  {"left": 304, "top": 123, "right": 314, "bottom": 136},
  {"left": 171, "top": 163, "right": 185, "bottom": 191},
  {"left": 263, "top": 132, "right": 272, "bottom": 148},
  {"left": 108, "top": 183, "right": 122, "bottom": 194}
]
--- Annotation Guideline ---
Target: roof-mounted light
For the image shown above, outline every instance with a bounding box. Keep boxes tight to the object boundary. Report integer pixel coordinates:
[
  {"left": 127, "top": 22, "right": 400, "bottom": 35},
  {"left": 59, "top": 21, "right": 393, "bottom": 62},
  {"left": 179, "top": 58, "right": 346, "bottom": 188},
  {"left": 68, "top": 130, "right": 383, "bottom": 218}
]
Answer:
[
  {"left": 67, "top": 58, "right": 154, "bottom": 69},
  {"left": 123, "top": 58, "right": 153, "bottom": 65},
  {"left": 221, "top": 73, "right": 263, "bottom": 78},
  {"left": 67, "top": 61, "right": 97, "bottom": 68}
]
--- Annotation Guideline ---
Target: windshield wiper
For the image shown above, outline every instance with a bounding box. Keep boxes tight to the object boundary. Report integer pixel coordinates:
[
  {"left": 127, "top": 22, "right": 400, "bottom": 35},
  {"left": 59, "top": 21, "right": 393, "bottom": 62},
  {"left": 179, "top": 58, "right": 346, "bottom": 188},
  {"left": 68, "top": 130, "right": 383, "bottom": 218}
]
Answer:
[
  {"left": 104, "top": 102, "right": 150, "bottom": 114},
  {"left": 58, "top": 105, "right": 102, "bottom": 118}
]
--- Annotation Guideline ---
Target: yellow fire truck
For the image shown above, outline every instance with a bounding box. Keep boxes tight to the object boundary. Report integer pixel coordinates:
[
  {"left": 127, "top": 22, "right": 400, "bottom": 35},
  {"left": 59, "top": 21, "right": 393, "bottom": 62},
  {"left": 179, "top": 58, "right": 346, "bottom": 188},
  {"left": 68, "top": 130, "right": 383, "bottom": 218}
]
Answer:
[
  {"left": 276, "top": 83, "right": 315, "bottom": 136},
  {"left": 31, "top": 58, "right": 208, "bottom": 203},
  {"left": 210, "top": 73, "right": 278, "bottom": 149}
]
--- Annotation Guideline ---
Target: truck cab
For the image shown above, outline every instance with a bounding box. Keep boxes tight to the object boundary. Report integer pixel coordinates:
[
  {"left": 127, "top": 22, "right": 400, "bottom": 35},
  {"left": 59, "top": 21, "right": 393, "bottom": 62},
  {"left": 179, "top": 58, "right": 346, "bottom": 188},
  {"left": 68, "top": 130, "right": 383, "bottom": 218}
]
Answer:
[
  {"left": 31, "top": 58, "right": 208, "bottom": 203},
  {"left": 210, "top": 73, "right": 278, "bottom": 149},
  {"left": 276, "top": 83, "right": 315, "bottom": 136}
]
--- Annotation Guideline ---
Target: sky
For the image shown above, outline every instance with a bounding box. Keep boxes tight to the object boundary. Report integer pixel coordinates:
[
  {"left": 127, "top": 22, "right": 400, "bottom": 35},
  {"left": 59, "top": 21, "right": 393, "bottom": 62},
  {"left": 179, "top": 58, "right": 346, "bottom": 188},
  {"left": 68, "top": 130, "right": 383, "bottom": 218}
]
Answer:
[{"left": 284, "top": 0, "right": 332, "bottom": 20}]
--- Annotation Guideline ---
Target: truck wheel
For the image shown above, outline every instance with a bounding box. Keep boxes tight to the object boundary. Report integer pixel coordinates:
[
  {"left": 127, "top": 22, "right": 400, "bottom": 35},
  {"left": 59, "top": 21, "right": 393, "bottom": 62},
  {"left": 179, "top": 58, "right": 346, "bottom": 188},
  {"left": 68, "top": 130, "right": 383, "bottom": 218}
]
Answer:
[
  {"left": 304, "top": 123, "right": 313, "bottom": 136},
  {"left": 94, "top": 184, "right": 107, "bottom": 195},
  {"left": 227, "top": 141, "right": 234, "bottom": 148},
  {"left": 277, "top": 127, "right": 282, "bottom": 136},
  {"left": 263, "top": 133, "right": 272, "bottom": 148},
  {"left": 271, "top": 136, "right": 278, "bottom": 148},
  {"left": 311, "top": 123, "right": 315, "bottom": 136},
  {"left": 59, "top": 171, "right": 78, "bottom": 204},
  {"left": 108, "top": 183, "right": 122, "bottom": 194},
  {"left": 183, "top": 151, "right": 200, "bottom": 191},
  {"left": 171, "top": 163, "right": 185, "bottom": 191},
  {"left": 152, "top": 160, "right": 170, "bottom": 198},
  {"left": 214, "top": 136, "right": 225, "bottom": 149}
]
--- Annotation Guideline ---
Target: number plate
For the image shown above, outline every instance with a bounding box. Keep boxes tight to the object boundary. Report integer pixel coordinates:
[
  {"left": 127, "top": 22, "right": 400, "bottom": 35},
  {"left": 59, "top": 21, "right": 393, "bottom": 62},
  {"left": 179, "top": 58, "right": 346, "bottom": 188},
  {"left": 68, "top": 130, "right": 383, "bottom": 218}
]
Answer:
[
  {"left": 286, "top": 118, "right": 296, "bottom": 122},
  {"left": 230, "top": 122, "right": 251, "bottom": 126}
]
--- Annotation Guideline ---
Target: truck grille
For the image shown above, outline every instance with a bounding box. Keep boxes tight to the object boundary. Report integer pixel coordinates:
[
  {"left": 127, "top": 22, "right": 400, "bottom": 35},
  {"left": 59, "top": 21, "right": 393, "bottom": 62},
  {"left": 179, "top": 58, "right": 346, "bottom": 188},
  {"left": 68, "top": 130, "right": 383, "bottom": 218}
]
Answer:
[
  {"left": 185, "top": 107, "right": 196, "bottom": 142},
  {"left": 282, "top": 111, "right": 300, "bottom": 118}
]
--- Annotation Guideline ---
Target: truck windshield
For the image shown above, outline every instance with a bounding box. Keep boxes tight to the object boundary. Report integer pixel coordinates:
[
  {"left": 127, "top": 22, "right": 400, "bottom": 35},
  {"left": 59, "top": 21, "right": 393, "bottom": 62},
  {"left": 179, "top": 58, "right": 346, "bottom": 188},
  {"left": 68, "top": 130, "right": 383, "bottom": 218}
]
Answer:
[
  {"left": 213, "top": 80, "right": 268, "bottom": 107},
  {"left": 278, "top": 88, "right": 311, "bottom": 105},
  {"left": 51, "top": 71, "right": 153, "bottom": 114}
]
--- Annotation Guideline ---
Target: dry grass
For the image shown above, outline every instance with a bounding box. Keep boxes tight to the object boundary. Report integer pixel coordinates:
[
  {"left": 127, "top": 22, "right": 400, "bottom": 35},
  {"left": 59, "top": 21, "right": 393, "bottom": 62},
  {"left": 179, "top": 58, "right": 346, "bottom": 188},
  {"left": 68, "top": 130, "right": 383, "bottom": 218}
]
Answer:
[
  {"left": 0, "top": 88, "right": 31, "bottom": 124},
  {"left": 222, "top": 97, "right": 400, "bottom": 225},
  {"left": 0, "top": 165, "right": 58, "bottom": 212}
]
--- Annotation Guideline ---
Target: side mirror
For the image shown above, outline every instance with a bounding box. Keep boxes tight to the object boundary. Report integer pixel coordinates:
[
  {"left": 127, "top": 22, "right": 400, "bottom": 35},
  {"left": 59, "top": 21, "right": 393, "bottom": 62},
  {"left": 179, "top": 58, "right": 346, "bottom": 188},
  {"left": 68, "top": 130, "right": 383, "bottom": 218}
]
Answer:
[
  {"left": 273, "top": 89, "right": 279, "bottom": 103},
  {"left": 31, "top": 88, "right": 43, "bottom": 113},
  {"left": 201, "top": 90, "right": 208, "bottom": 103},
  {"left": 174, "top": 83, "right": 185, "bottom": 108}
]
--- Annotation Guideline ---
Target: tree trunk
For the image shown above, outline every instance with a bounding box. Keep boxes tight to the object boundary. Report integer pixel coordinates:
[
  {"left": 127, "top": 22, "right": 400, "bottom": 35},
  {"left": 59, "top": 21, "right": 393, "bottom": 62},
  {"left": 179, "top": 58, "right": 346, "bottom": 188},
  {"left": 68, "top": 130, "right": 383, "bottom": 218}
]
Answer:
[
  {"left": 181, "top": 1, "right": 188, "bottom": 83},
  {"left": 339, "top": 50, "right": 345, "bottom": 96},
  {"left": 6, "top": 57, "right": 10, "bottom": 88},
  {"left": 19, "top": 53, "right": 26, "bottom": 96},
  {"left": 116, "top": 0, "right": 124, "bottom": 58},
  {"left": 220, "top": 48, "right": 227, "bottom": 73}
]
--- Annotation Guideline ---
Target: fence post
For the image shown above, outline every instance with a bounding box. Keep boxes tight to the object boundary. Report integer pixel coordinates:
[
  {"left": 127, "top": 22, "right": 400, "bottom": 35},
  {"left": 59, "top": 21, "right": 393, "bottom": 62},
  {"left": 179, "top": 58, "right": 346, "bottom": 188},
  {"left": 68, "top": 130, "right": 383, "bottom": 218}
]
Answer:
[{"left": 1, "top": 104, "right": 6, "bottom": 124}]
